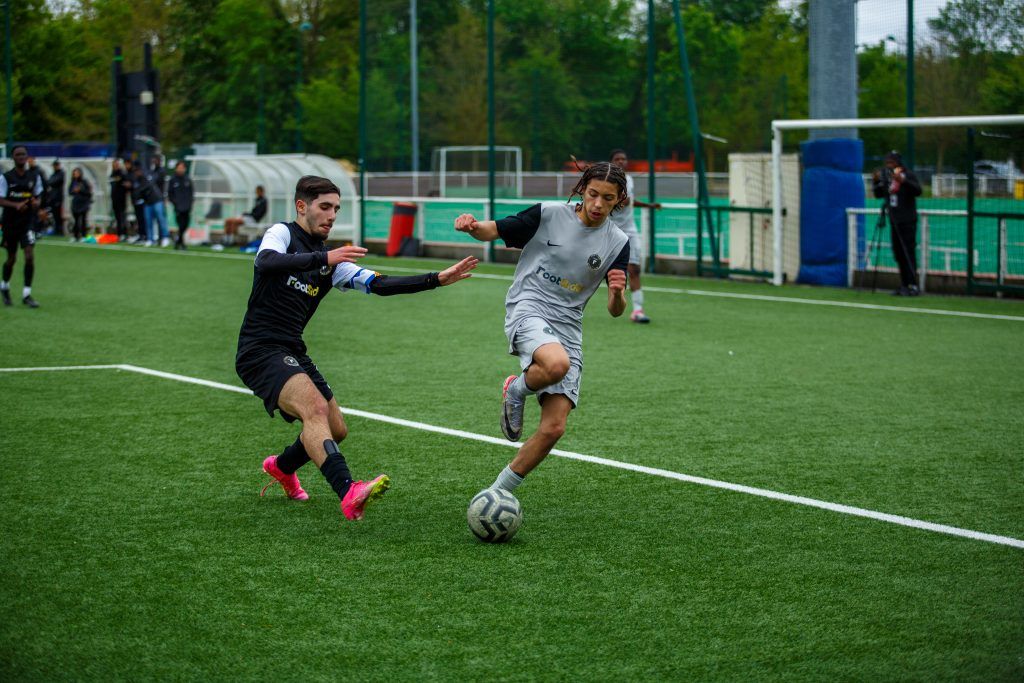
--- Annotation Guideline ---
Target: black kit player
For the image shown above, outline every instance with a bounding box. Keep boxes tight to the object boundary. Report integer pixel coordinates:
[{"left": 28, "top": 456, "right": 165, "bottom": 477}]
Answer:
[
  {"left": 238, "top": 175, "right": 478, "bottom": 520},
  {"left": 1, "top": 145, "right": 45, "bottom": 308}
]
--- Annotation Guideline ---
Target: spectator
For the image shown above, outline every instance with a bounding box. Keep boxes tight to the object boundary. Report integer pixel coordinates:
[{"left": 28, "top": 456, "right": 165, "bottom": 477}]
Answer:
[
  {"left": 872, "top": 150, "right": 922, "bottom": 296},
  {"left": 167, "top": 160, "right": 194, "bottom": 250},
  {"left": 223, "top": 185, "right": 268, "bottom": 245},
  {"left": 109, "top": 158, "right": 128, "bottom": 241},
  {"left": 26, "top": 156, "right": 47, "bottom": 234},
  {"left": 68, "top": 167, "right": 93, "bottom": 242},
  {"left": 46, "top": 159, "right": 66, "bottom": 236},
  {"left": 145, "top": 157, "right": 170, "bottom": 247},
  {"left": 126, "top": 159, "right": 151, "bottom": 245}
]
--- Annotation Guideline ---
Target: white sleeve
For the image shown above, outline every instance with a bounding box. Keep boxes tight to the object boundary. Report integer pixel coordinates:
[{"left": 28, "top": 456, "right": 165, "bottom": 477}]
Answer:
[
  {"left": 332, "top": 262, "right": 378, "bottom": 294},
  {"left": 626, "top": 174, "right": 635, "bottom": 201},
  {"left": 0, "top": 176, "right": 7, "bottom": 197},
  {"left": 34, "top": 175, "right": 44, "bottom": 196},
  {"left": 257, "top": 223, "right": 291, "bottom": 255}
]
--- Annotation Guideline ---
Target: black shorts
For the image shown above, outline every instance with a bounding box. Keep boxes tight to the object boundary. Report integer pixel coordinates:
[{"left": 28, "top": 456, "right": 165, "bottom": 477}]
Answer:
[
  {"left": 2, "top": 226, "right": 36, "bottom": 251},
  {"left": 235, "top": 345, "right": 333, "bottom": 423}
]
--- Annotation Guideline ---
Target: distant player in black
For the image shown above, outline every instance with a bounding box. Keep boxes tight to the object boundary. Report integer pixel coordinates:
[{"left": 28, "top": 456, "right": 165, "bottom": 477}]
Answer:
[
  {"left": 46, "top": 159, "right": 66, "bottom": 236},
  {"left": 237, "top": 174, "right": 478, "bottom": 520},
  {"left": 1, "top": 146, "right": 45, "bottom": 307},
  {"left": 109, "top": 158, "right": 128, "bottom": 241},
  {"left": 167, "top": 161, "right": 193, "bottom": 250}
]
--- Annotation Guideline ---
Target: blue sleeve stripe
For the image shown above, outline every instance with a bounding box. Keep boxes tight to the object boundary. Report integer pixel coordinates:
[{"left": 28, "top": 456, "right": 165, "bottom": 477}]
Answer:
[
  {"left": 363, "top": 274, "right": 376, "bottom": 294},
  {"left": 347, "top": 268, "right": 365, "bottom": 289}
]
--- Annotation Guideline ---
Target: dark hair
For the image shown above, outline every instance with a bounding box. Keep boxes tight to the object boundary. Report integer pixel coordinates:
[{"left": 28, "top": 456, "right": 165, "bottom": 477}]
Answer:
[
  {"left": 11, "top": 144, "right": 27, "bottom": 155},
  {"left": 569, "top": 161, "right": 628, "bottom": 214},
  {"left": 609, "top": 149, "right": 627, "bottom": 159},
  {"left": 294, "top": 175, "right": 339, "bottom": 203}
]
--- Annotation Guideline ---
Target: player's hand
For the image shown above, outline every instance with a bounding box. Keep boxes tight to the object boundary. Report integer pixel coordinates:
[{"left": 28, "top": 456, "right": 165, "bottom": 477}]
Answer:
[
  {"left": 653, "top": 203, "right": 662, "bottom": 210},
  {"left": 16, "top": 200, "right": 29, "bottom": 212},
  {"left": 606, "top": 268, "right": 626, "bottom": 294},
  {"left": 326, "top": 245, "right": 368, "bottom": 265},
  {"left": 438, "top": 255, "right": 479, "bottom": 286},
  {"left": 454, "top": 213, "right": 481, "bottom": 234}
]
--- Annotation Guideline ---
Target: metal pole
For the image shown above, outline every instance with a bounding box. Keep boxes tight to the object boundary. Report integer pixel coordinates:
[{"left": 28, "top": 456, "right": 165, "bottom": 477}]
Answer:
[
  {"left": 966, "top": 127, "right": 975, "bottom": 294},
  {"left": 410, "top": 0, "right": 419, "bottom": 194},
  {"left": 486, "top": 0, "right": 495, "bottom": 261},
  {"left": 906, "top": 0, "right": 915, "bottom": 168},
  {"left": 4, "top": 0, "right": 12, "bottom": 149},
  {"left": 358, "top": 0, "right": 367, "bottom": 243},
  {"left": 111, "top": 47, "right": 122, "bottom": 155},
  {"left": 771, "top": 125, "right": 783, "bottom": 285},
  {"left": 646, "top": 0, "right": 657, "bottom": 274},
  {"left": 672, "top": 0, "right": 715, "bottom": 274},
  {"left": 295, "top": 29, "right": 303, "bottom": 153}
]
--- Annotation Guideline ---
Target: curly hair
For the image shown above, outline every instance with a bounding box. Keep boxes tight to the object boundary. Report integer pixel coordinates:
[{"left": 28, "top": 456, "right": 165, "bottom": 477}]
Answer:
[{"left": 568, "top": 159, "right": 628, "bottom": 214}]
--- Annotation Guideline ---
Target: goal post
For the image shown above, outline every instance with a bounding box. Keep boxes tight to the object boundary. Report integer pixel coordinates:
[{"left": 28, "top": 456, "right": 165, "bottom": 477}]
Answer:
[
  {"left": 771, "top": 115, "right": 1024, "bottom": 290},
  {"left": 430, "top": 146, "right": 523, "bottom": 199}
]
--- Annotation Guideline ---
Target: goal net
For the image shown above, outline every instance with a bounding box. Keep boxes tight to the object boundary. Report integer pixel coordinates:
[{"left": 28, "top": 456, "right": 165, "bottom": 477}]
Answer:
[
  {"left": 429, "top": 146, "right": 522, "bottom": 199},
  {"left": 762, "top": 115, "right": 1024, "bottom": 294}
]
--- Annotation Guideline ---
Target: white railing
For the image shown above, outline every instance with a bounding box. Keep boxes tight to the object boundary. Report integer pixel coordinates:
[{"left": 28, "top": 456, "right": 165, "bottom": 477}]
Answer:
[{"left": 846, "top": 207, "right": 972, "bottom": 291}]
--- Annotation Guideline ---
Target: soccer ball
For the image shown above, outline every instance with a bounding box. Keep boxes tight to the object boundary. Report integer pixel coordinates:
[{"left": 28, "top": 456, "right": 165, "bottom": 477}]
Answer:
[{"left": 467, "top": 488, "right": 523, "bottom": 543}]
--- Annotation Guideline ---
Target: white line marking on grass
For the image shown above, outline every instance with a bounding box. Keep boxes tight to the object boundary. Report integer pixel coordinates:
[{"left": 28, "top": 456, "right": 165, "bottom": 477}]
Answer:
[
  {"left": 4, "top": 362, "right": 1023, "bottom": 550},
  {"left": 45, "top": 240, "right": 1024, "bottom": 322}
]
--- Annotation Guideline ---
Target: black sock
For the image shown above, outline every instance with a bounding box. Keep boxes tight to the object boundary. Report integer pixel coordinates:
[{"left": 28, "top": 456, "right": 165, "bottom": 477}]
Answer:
[
  {"left": 24, "top": 262, "right": 34, "bottom": 288},
  {"left": 320, "top": 440, "right": 353, "bottom": 500},
  {"left": 2, "top": 262, "right": 11, "bottom": 282},
  {"left": 276, "top": 437, "right": 310, "bottom": 474}
]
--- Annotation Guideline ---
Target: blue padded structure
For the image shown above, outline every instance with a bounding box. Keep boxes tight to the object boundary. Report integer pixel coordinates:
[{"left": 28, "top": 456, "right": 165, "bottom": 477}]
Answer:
[{"left": 798, "top": 138, "right": 865, "bottom": 286}]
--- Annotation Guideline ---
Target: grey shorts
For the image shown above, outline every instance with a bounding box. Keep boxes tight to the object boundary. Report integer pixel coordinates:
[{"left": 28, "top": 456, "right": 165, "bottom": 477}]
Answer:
[{"left": 510, "top": 316, "right": 582, "bottom": 408}]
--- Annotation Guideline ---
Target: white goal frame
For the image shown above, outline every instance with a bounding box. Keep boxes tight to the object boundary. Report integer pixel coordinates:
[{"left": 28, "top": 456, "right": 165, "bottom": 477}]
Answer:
[
  {"left": 770, "top": 114, "right": 1024, "bottom": 286},
  {"left": 432, "top": 145, "right": 523, "bottom": 198}
]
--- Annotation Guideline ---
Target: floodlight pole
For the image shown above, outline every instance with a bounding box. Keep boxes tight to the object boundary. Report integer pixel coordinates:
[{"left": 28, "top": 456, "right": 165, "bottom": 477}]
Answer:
[
  {"left": 4, "top": 0, "right": 12, "bottom": 150},
  {"left": 358, "top": 0, "right": 367, "bottom": 244},
  {"left": 906, "top": 0, "right": 915, "bottom": 169},
  {"left": 645, "top": 0, "right": 657, "bottom": 274},
  {"left": 486, "top": 0, "right": 495, "bottom": 262},
  {"left": 410, "top": 0, "right": 419, "bottom": 194}
]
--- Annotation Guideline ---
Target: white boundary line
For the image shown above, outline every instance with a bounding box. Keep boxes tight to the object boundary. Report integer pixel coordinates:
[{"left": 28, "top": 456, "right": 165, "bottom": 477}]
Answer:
[
  {"left": 3, "top": 362, "right": 1022, "bottom": 550},
  {"left": 43, "top": 240, "right": 1024, "bottom": 322}
]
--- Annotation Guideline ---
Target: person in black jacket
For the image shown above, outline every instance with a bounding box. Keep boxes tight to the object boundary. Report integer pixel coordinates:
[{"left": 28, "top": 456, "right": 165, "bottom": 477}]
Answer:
[
  {"left": 872, "top": 151, "right": 922, "bottom": 296},
  {"left": 167, "top": 160, "right": 193, "bottom": 250},
  {"left": 126, "top": 160, "right": 151, "bottom": 245},
  {"left": 46, "top": 160, "right": 66, "bottom": 236},
  {"left": 68, "top": 167, "right": 93, "bottom": 242},
  {"left": 109, "top": 158, "right": 128, "bottom": 241},
  {"left": 223, "top": 185, "right": 268, "bottom": 246}
]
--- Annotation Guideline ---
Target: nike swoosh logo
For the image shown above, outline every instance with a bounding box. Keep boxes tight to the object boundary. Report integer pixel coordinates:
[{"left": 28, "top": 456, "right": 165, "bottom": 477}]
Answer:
[{"left": 547, "top": 241, "right": 561, "bottom": 247}]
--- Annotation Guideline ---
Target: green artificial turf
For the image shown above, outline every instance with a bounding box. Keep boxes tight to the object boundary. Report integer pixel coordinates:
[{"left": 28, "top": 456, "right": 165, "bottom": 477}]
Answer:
[{"left": 1, "top": 240, "right": 1022, "bottom": 681}]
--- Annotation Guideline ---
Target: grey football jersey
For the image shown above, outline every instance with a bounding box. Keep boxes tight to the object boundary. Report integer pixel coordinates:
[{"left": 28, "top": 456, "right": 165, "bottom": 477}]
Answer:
[{"left": 499, "top": 202, "right": 629, "bottom": 350}]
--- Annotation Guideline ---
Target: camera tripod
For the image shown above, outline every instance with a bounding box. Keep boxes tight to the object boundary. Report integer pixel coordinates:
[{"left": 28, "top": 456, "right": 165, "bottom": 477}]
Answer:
[{"left": 866, "top": 202, "right": 888, "bottom": 293}]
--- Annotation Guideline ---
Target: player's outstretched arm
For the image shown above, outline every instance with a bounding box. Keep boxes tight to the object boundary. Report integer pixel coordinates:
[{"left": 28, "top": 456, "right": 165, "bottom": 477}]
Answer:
[
  {"left": 454, "top": 213, "right": 499, "bottom": 242},
  {"left": 606, "top": 268, "right": 627, "bottom": 317},
  {"left": 438, "top": 255, "right": 479, "bottom": 286}
]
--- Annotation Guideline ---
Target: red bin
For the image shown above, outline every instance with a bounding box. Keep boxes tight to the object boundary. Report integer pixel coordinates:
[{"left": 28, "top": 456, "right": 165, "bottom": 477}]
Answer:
[{"left": 386, "top": 202, "right": 418, "bottom": 256}]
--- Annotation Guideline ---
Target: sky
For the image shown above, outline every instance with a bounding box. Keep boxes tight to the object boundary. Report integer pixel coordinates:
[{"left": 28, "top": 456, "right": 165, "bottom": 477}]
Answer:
[{"left": 775, "top": 0, "right": 951, "bottom": 49}]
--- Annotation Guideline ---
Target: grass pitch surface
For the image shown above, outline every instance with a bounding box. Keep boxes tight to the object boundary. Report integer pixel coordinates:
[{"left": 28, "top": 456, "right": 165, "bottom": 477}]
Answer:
[{"left": 1, "top": 240, "right": 1022, "bottom": 681}]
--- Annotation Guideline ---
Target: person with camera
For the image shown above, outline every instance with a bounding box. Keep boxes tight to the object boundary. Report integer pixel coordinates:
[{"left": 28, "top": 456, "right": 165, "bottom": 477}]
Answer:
[{"left": 872, "top": 151, "right": 922, "bottom": 296}]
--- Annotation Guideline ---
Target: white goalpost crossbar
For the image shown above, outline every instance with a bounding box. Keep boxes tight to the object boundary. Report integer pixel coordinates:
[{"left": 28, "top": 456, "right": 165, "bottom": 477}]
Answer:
[{"left": 770, "top": 115, "right": 1024, "bottom": 286}]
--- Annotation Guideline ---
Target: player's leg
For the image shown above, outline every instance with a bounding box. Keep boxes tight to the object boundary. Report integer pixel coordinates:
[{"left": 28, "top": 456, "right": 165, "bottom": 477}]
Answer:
[
  {"left": 21, "top": 241, "right": 38, "bottom": 308},
  {"left": 890, "top": 223, "right": 912, "bottom": 294},
  {"left": 493, "top": 394, "right": 573, "bottom": 491},
  {"left": 503, "top": 341, "right": 569, "bottom": 441},
  {"left": 627, "top": 232, "right": 650, "bottom": 323},
  {"left": 1, "top": 238, "right": 16, "bottom": 306},
  {"left": 327, "top": 397, "right": 389, "bottom": 520}
]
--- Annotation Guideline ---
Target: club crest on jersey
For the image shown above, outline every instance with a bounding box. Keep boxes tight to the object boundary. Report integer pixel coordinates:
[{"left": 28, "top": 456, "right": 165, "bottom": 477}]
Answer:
[
  {"left": 286, "top": 275, "right": 319, "bottom": 297},
  {"left": 319, "top": 265, "right": 331, "bottom": 276},
  {"left": 587, "top": 254, "right": 602, "bottom": 270},
  {"left": 283, "top": 356, "right": 299, "bottom": 367}
]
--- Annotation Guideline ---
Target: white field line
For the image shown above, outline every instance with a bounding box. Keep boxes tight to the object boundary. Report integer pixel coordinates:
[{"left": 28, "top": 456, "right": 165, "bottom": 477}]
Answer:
[
  {"left": 44, "top": 240, "right": 1024, "bottom": 322},
  {"left": 3, "top": 362, "right": 1022, "bottom": 550}
]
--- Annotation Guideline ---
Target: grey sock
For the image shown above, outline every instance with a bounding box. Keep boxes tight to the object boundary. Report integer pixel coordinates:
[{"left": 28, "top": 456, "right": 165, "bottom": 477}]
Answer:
[
  {"left": 492, "top": 465, "right": 524, "bottom": 492},
  {"left": 509, "top": 374, "right": 536, "bottom": 402}
]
